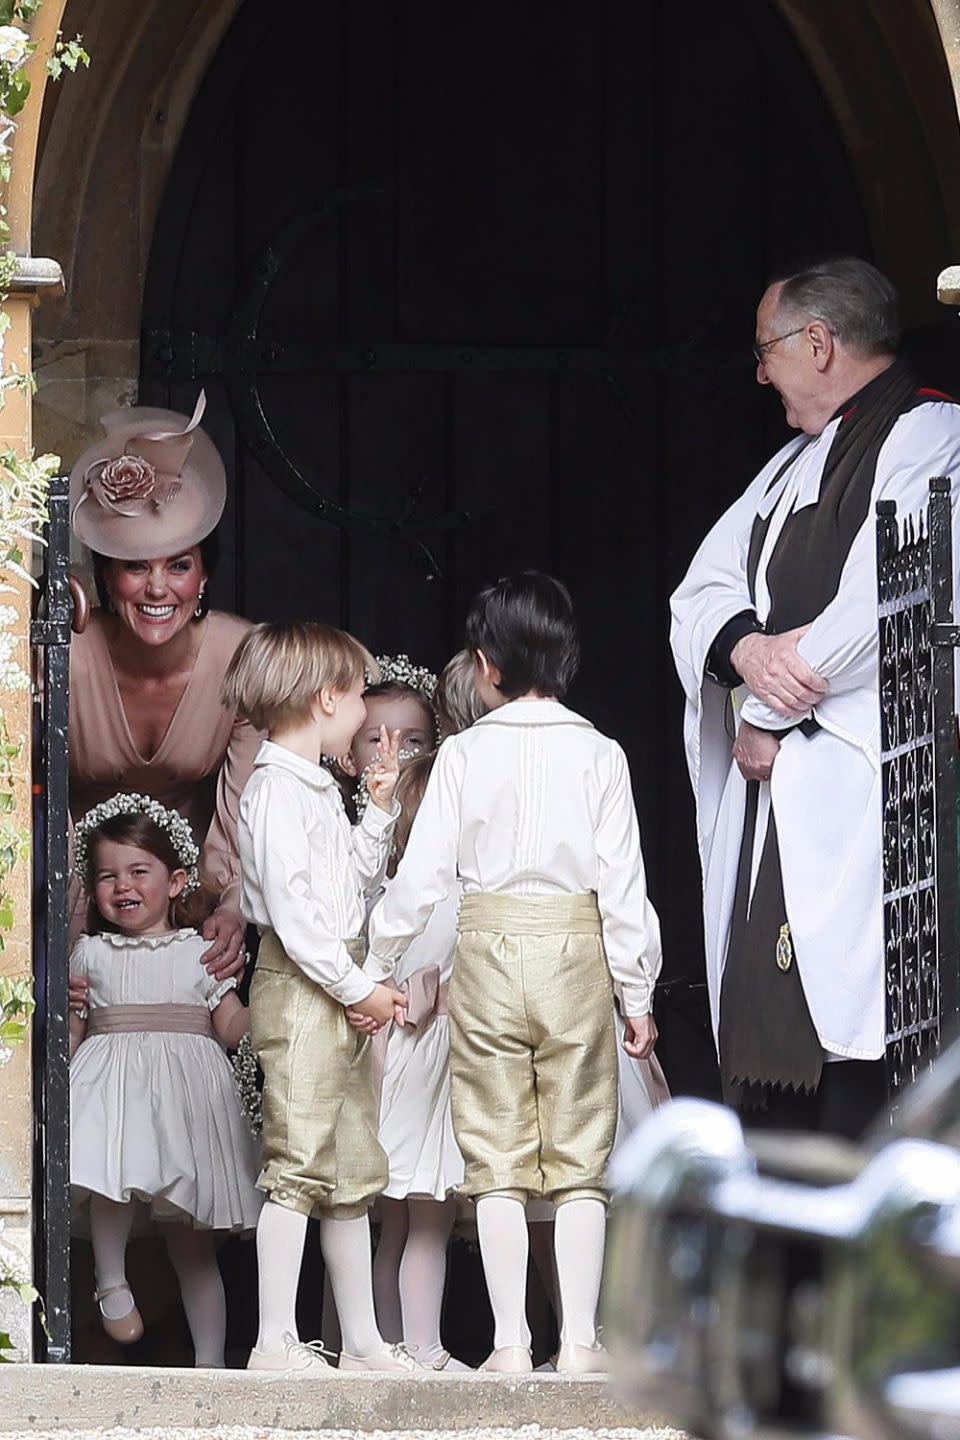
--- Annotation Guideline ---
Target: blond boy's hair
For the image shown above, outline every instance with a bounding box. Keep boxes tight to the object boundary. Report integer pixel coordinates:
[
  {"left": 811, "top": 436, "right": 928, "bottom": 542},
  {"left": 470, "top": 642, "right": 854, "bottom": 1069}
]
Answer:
[
  {"left": 436, "top": 649, "right": 488, "bottom": 737},
  {"left": 223, "top": 621, "right": 370, "bottom": 732}
]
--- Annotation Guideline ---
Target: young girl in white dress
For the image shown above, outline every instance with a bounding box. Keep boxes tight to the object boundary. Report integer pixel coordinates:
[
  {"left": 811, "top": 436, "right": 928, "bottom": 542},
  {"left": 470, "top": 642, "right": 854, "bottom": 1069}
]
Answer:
[
  {"left": 367, "top": 754, "right": 468, "bottom": 1372},
  {"left": 69, "top": 793, "right": 262, "bottom": 1366}
]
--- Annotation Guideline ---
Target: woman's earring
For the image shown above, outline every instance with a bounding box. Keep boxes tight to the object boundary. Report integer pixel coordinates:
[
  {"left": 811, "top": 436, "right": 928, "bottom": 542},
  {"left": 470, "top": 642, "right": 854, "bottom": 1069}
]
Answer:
[{"left": 195, "top": 588, "right": 205, "bottom": 619}]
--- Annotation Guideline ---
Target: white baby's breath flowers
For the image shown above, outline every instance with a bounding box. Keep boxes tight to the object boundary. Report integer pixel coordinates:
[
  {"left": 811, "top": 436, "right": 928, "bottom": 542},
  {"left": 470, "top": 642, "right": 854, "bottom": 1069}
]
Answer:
[
  {"left": 0, "top": 27, "right": 30, "bottom": 70},
  {"left": 374, "top": 653, "right": 438, "bottom": 700},
  {"left": 231, "top": 1032, "right": 262, "bottom": 1137},
  {"left": 74, "top": 793, "right": 201, "bottom": 892},
  {"left": 0, "top": 629, "right": 27, "bottom": 691}
]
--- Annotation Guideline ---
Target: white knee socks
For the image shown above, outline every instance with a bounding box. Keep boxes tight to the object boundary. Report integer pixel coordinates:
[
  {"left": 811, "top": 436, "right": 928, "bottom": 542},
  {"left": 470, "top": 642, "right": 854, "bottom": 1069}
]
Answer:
[
  {"left": 165, "top": 1227, "right": 226, "bottom": 1367},
  {"left": 320, "top": 1213, "right": 383, "bottom": 1358},
  {"left": 399, "top": 1195, "right": 458, "bottom": 1366},
  {"left": 476, "top": 1194, "right": 531, "bottom": 1350},
  {"left": 554, "top": 1198, "right": 606, "bottom": 1347},
  {"left": 254, "top": 1200, "right": 308, "bottom": 1353},
  {"left": 372, "top": 1198, "right": 408, "bottom": 1343},
  {"left": 88, "top": 1194, "right": 136, "bottom": 1321}
]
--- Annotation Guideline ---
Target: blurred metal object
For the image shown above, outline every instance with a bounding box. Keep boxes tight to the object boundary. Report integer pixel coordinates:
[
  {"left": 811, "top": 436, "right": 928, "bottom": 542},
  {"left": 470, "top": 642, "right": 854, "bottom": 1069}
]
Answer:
[{"left": 605, "top": 1088, "right": 960, "bottom": 1439}]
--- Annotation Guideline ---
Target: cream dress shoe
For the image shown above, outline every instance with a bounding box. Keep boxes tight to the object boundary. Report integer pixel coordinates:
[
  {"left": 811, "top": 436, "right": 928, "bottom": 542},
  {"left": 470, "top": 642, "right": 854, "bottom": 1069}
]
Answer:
[
  {"left": 248, "top": 1332, "right": 335, "bottom": 1373},
  {"left": 555, "top": 1341, "right": 610, "bottom": 1375},
  {"left": 479, "top": 1346, "right": 534, "bottom": 1374},
  {"left": 338, "top": 1343, "right": 426, "bottom": 1376},
  {"left": 94, "top": 1283, "right": 144, "bottom": 1345}
]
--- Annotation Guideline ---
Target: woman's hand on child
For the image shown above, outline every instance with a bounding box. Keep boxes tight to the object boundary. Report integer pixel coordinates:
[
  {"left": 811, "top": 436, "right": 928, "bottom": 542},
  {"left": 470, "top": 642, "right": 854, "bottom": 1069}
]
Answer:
[
  {"left": 365, "top": 727, "right": 402, "bottom": 811},
  {"left": 68, "top": 971, "right": 89, "bottom": 1017},
  {"left": 349, "top": 981, "right": 408, "bottom": 1029},
  {"left": 623, "top": 1014, "right": 658, "bottom": 1060},
  {"left": 200, "top": 906, "right": 247, "bottom": 978}
]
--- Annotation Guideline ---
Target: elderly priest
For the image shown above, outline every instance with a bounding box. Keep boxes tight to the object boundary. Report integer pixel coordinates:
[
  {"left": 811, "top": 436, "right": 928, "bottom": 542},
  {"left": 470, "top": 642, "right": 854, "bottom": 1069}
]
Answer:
[{"left": 671, "top": 257, "right": 960, "bottom": 1137}]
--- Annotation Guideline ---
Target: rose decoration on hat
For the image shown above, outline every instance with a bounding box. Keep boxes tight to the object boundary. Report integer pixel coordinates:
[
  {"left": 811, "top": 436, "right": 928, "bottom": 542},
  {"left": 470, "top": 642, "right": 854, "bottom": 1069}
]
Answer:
[{"left": 87, "top": 455, "right": 161, "bottom": 516}]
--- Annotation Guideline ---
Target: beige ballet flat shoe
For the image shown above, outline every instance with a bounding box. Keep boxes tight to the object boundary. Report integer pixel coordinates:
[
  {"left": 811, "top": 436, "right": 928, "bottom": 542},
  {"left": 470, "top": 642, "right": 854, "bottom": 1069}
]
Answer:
[
  {"left": 248, "top": 1333, "right": 336, "bottom": 1373},
  {"left": 555, "top": 1341, "right": 610, "bottom": 1375},
  {"left": 93, "top": 1283, "right": 143, "bottom": 1345},
  {"left": 479, "top": 1346, "right": 533, "bottom": 1374},
  {"left": 429, "top": 1349, "right": 473, "bottom": 1372},
  {"left": 338, "top": 1342, "right": 426, "bottom": 1376}
]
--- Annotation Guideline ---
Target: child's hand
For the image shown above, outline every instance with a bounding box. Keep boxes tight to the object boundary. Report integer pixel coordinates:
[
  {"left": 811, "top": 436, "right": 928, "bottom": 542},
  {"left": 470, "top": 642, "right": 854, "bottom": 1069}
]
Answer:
[
  {"left": 365, "top": 727, "right": 401, "bottom": 811},
  {"left": 350, "top": 981, "right": 407, "bottom": 1028},
  {"left": 346, "top": 1008, "right": 380, "bottom": 1035},
  {"left": 623, "top": 1014, "right": 658, "bottom": 1060}
]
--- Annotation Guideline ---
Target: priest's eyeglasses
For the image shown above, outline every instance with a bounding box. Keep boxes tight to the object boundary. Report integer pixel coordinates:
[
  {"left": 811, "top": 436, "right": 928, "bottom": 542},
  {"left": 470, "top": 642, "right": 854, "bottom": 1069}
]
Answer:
[{"left": 752, "top": 326, "right": 806, "bottom": 365}]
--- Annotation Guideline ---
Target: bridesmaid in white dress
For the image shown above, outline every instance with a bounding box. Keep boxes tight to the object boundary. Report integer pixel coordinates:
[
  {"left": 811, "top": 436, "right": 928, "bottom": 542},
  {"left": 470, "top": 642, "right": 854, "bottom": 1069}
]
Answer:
[
  {"left": 69, "top": 793, "right": 261, "bottom": 1366},
  {"left": 364, "top": 754, "right": 469, "bottom": 1372}
]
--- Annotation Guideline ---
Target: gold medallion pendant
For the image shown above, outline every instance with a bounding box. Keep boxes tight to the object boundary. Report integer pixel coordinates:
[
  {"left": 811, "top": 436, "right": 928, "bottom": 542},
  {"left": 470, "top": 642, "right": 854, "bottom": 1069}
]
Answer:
[{"left": 775, "top": 923, "right": 794, "bottom": 973}]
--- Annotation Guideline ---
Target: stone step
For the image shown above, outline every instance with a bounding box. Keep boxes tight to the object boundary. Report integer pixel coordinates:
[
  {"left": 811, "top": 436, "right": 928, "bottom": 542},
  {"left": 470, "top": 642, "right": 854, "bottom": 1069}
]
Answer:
[{"left": 0, "top": 1364, "right": 663, "bottom": 1434}]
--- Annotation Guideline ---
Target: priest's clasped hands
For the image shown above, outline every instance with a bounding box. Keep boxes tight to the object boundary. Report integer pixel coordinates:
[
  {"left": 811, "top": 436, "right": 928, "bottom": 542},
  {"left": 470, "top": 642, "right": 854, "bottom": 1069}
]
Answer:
[{"left": 729, "top": 626, "right": 828, "bottom": 782}]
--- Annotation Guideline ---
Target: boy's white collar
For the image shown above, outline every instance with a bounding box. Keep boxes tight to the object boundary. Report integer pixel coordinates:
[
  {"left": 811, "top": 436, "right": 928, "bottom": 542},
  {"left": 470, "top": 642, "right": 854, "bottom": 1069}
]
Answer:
[
  {"left": 254, "top": 739, "right": 337, "bottom": 788},
  {"left": 474, "top": 698, "right": 594, "bottom": 729}
]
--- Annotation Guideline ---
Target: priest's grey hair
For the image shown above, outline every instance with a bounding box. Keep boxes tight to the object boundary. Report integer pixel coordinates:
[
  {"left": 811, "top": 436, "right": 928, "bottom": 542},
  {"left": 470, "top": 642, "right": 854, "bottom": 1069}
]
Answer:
[{"left": 772, "top": 257, "right": 900, "bottom": 358}]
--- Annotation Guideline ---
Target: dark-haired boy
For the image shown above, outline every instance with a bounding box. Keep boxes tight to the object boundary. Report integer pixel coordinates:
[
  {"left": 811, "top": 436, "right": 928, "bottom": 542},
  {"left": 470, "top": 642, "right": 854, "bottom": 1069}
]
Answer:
[{"left": 367, "top": 572, "right": 661, "bottom": 1375}]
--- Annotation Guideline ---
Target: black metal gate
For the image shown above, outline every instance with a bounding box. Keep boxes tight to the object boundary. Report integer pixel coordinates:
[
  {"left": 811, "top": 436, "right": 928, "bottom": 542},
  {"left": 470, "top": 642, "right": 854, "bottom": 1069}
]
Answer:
[
  {"left": 877, "top": 478, "right": 960, "bottom": 1098},
  {"left": 30, "top": 474, "right": 73, "bottom": 1361}
]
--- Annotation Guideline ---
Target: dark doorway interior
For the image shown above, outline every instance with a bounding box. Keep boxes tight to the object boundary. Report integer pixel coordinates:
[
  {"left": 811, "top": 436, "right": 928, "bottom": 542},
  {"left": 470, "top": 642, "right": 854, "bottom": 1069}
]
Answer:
[
  {"left": 141, "top": 0, "right": 869, "bottom": 1097},
  {"left": 127, "top": 0, "right": 868, "bottom": 1367}
]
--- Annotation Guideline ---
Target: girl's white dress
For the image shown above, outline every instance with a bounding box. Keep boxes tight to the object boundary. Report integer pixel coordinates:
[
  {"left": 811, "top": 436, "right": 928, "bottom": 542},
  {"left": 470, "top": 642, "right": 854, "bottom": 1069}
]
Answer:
[
  {"left": 378, "top": 890, "right": 465, "bottom": 1201},
  {"left": 70, "top": 928, "right": 262, "bottom": 1231}
]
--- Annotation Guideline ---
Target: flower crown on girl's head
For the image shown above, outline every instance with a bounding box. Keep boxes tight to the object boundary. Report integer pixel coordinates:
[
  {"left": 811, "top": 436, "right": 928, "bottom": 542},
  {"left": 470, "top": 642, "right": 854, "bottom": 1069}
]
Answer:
[
  {"left": 370, "top": 653, "right": 438, "bottom": 702},
  {"left": 74, "top": 793, "right": 201, "bottom": 894}
]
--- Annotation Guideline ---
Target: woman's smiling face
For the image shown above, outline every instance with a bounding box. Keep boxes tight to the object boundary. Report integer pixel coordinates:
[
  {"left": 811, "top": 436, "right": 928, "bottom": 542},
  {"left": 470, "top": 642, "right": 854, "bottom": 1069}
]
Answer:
[{"left": 104, "top": 549, "right": 206, "bottom": 646}]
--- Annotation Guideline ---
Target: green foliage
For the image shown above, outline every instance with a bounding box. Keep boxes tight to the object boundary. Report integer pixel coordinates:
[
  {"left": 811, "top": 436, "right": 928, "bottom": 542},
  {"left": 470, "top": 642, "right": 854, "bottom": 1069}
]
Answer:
[
  {"left": 0, "top": 4, "right": 42, "bottom": 23},
  {"left": 46, "top": 34, "right": 88, "bottom": 83},
  {"left": 0, "top": 972, "right": 34, "bottom": 1047}
]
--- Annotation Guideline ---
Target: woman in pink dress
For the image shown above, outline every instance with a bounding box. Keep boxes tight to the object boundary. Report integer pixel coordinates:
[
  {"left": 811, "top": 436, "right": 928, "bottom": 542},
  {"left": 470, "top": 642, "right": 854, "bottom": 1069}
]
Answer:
[{"left": 68, "top": 394, "right": 260, "bottom": 998}]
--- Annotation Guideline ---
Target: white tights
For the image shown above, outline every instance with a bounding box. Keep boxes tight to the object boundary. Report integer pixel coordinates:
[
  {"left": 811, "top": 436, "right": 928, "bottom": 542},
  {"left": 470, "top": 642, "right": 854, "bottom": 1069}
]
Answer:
[
  {"left": 255, "top": 1199, "right": 386, "bottom": 1358},
  {"left": 164, "top": 1225, "right": 227, "bottom": 1367},
  {"left": 88, "top": 1194, "right": 226, "bottom": 1366},
  {"left": 476, "top": 1194, "right": 606, "bottom": 1351},
  {"left": 476, "top": 1195, "right": 531, "bottom": 1349},
  {"left": 554, "top": 1197, "right": 606, "bottom": 1347},
  {"left": 373, "top": 1195, "right": 458, "bottom": 1366}
]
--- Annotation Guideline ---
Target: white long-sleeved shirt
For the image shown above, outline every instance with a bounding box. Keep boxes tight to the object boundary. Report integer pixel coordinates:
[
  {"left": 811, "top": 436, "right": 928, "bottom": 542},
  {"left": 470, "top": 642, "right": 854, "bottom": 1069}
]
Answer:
[
  {"left": 238, "top": 740, "right": 398, "bottom": 1007},
  {"left": 367, "top": 700, "right": 661, "bottom": 1017}
]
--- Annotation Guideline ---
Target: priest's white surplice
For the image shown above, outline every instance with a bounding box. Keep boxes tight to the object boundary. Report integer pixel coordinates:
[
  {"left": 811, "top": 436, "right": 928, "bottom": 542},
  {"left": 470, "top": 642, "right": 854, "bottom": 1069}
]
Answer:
[{"left": 670, "top": 401, "right": 960, "bottom": 1060}]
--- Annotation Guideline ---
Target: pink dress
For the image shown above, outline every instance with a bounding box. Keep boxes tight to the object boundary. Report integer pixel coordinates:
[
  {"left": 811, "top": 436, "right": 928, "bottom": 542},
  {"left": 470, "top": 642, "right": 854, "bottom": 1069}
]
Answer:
[{"left": 69, "top": 610, "right": 261, "bottom": 930}]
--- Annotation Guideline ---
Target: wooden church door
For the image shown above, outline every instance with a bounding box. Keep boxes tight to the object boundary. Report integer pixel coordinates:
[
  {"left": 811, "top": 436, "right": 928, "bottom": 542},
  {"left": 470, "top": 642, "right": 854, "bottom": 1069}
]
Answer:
[{"left": 140, "top": 0, "right": 869, "bottom": 1095}]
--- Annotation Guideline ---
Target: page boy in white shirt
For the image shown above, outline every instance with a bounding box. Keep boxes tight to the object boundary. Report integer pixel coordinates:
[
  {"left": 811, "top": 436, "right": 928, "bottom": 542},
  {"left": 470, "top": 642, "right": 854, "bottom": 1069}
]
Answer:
[
  {"left": 366, "top": 573, "right": 661, "bottom": 1375},
  {"left": 223, "top": 620, "right": 421, "bottom": 1376}
]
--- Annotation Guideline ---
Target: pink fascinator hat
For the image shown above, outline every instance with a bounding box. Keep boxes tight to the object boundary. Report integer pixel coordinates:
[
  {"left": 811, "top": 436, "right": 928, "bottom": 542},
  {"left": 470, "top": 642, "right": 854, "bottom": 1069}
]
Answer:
[{"left": 69, "top": 392, "right": 226, "bottom": 560}]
